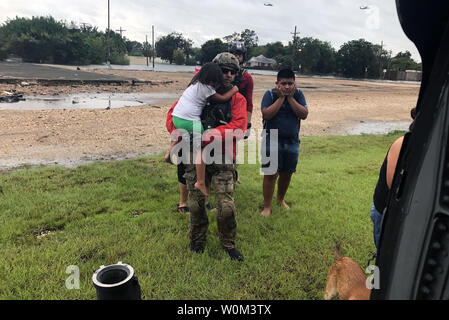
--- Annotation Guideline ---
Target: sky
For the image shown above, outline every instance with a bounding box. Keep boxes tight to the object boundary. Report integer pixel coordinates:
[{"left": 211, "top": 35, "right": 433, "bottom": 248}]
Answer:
[{"left": 0, "top": 0, "right": 421, "bottom": 62}]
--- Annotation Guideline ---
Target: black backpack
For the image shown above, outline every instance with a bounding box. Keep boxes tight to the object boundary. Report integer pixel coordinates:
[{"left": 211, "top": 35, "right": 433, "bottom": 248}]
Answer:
[{"left": 201, "top": 100, "right": 233, "bottom": 131}]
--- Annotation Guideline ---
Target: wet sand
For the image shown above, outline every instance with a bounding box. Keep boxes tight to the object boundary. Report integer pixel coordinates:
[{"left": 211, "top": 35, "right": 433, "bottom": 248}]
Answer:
[{"left": 0, "top": 67, "right": 420, "bottom": 169}]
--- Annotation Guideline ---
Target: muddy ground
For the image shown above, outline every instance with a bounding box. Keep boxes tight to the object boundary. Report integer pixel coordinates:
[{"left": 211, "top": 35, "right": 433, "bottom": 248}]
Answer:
[{"left": 0, "top": 67, "right": 420, "bottom": 169}]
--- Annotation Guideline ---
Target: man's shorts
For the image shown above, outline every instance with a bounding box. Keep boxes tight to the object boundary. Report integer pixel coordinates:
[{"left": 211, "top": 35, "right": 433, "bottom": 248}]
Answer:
[{"left": 261, "top": 136, "right": 300, "bottom": 175}]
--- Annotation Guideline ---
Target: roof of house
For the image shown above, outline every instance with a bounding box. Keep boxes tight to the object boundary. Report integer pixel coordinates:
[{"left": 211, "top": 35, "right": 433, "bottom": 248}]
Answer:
[{"left": 248, "top": 55, "right": 276, "bottom": 64}]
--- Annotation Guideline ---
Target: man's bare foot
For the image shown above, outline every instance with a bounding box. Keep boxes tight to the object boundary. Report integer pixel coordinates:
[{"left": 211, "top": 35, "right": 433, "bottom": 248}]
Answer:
[
  {"left": 261, "top": 207, "right": 272, "bottom": 216},
  {"left": 194, "top": 182, "right": 209, "bottom": 196},
  {"left": 277, "top": 200, "right": 290, "bottom": 210}
]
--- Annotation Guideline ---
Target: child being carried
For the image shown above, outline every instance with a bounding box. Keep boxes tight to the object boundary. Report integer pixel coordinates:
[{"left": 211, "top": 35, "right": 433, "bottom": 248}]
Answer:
[{"left": 165, "top": 62, "right": 239, "bottom": 196}]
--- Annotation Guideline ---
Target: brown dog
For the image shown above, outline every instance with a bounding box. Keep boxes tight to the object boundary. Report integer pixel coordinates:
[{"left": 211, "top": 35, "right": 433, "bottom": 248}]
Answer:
[{"left": 324, "top": 244, "right": 371, "bottom": 300}]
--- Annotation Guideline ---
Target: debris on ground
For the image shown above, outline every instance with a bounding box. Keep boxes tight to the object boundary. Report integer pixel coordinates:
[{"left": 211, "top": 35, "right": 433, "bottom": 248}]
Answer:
[
  {"left": 0, "top": 90, "right": 25, "bottom": 103},
  {"left": 35, "top": 230, "right": 53, "bottom": 239},
  {"left": 19, "top": 81, "right": 38, "bottom": 87}
]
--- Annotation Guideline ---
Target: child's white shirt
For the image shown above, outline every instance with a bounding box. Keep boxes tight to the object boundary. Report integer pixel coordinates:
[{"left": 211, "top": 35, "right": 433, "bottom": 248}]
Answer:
[{"left": 172, "top": 82, "right": 216, "bottom": 121}]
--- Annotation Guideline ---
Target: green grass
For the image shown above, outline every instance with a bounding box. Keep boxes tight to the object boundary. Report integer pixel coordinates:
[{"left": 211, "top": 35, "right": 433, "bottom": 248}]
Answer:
[{"left": 0, "top": 132, "right": 403, "bottom": 300}]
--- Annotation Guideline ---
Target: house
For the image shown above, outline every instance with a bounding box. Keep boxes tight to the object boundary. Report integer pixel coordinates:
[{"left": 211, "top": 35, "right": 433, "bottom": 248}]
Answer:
[
  {"left": 384, "top": 69, "right": 422, "bottom": 81},
  {"left": 245, "top": 55, "right": 276, "bottom": 69}
]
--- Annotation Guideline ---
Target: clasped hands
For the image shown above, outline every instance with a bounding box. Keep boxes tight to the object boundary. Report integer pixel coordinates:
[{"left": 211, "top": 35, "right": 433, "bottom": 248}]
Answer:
[{"left": 275, "top": 83, "right": 297, "bottom": 98}]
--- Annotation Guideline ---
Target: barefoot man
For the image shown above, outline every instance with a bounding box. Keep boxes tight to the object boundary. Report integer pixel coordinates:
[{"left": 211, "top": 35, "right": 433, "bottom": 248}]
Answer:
[{"left": 260, "top": 69, "right": 308, "bottom": 216}]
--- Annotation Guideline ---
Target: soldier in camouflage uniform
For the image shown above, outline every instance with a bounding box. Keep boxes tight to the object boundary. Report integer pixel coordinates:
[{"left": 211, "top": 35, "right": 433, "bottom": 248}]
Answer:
[{"left": 184, "top": 52, "right": 247, "bottom": 261}]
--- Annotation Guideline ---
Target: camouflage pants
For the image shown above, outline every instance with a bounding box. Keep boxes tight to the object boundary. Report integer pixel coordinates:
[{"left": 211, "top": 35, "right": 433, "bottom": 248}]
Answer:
[{"left": 184, "top": 162, "right": 237, "bottom": 249}]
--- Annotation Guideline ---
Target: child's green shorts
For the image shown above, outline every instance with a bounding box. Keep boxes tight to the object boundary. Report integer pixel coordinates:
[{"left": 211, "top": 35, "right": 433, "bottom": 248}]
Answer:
[{"left": 173, "top": 116, "right": 204, "bottom": 134}]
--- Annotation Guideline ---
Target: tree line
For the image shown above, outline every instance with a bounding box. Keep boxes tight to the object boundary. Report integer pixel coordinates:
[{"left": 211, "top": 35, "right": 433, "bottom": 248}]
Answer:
[
  {"left": 0, "top": 16, "right": 128, "bottom": 65},
  {"left": 0, "top": 16, "right": 421, "bottom": 79}
]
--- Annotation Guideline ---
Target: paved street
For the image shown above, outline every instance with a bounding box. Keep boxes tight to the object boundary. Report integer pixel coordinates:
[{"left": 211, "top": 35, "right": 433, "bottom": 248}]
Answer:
[{"left": 0, "top": 62, "right": 136, "bottom": 83}]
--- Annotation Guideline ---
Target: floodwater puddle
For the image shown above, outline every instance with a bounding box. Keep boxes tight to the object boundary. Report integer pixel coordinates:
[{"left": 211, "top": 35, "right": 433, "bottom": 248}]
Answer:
[
  {"left": 347, "top": 121, "right": 411, "bottom": 135},
  {"left": 0, "top": 92, "right": 178, "bottom": 110}
]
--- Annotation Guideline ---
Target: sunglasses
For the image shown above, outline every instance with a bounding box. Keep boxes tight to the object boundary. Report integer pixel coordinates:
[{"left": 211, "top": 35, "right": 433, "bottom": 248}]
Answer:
[{"left": 221, "top": 68, "right": 236, "bottom": 75}]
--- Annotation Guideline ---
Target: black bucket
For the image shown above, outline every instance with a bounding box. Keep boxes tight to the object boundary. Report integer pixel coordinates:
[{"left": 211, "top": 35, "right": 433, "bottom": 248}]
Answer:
[{"left": 92, "top": 261, "right": 141, "bottom": 300}]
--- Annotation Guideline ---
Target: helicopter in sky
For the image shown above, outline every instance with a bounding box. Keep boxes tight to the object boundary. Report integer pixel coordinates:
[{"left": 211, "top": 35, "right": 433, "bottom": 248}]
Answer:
[{"left": 264, "top": 3, "right": 273, "bottom": 6}]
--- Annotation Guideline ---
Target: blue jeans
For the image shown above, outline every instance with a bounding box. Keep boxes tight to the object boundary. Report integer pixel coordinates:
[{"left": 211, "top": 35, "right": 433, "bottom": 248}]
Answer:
[{"left": 370, "top": 203, "right": 383, "bottom": 249}]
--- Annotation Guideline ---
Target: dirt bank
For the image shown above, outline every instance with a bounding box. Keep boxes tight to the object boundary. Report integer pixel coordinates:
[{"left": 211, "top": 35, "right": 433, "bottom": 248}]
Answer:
[{"left": 0, "top": 68, "right": 420, "bottom": 169}]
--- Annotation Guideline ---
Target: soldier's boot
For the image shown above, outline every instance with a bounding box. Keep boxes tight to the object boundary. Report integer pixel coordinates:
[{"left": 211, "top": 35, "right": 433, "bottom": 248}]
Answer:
[
  {"left": 226, "top": 248, "right": 244, "bottom": 262},
  {"left": 190, "top": 242, "right": 205, "bottom": 254}
]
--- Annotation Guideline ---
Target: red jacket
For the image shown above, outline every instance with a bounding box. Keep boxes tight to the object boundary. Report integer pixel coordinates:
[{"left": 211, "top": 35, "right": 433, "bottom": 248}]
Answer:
[
  {"left": 166, "top": 93, "right": 247, "bottom": 160},
  {"left": 166, "top": 101, "right": 178, "bottom": 134},
  {"left": 240, "top": 70, "right": 254, "bottom": 114}
]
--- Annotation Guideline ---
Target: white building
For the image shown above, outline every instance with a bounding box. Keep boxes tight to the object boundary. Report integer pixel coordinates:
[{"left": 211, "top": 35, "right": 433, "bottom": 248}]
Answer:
[{"left": 246, "top": 55, "right": 276, "bottom": 69}]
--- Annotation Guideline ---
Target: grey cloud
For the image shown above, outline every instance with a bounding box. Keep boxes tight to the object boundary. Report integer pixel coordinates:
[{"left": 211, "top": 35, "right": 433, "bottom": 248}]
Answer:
[{"left": 0, "top": 0, "right": 420, "bottom": 61}]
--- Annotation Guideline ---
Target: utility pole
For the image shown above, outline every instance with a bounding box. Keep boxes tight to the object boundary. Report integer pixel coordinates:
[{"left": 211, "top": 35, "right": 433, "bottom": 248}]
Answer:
[
  {"left": 291, "top": 26, "right": 299, "bottom": 71},
  {"left": 146, "top": 35, "right": 149, "bottom": 67},
  {"left": 152, "top": 25, "right": 155, "bottom": 68},
  {"left": 385, "top": 49, "right": 393, "bottom": 80},
  {"left": 107, "top": 0, "right": 111, "bottom": 66},
  {"left": 291, "top": 26, "right": 298, "bottom": 41},
  {"left": 115, "top": 26, "right": 126, "bottom": 38},
  {"left": 379, "top": 40, "right": 384, "bottom": 79}
]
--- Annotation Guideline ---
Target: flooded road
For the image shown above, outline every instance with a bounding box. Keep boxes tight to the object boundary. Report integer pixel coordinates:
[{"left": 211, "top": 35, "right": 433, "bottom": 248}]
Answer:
[
  {"left": 346, "top": 121, "right": 411, "bottom": 135},
  {"left": 0, "top": 92, "right": 179, "bottom": 110}
]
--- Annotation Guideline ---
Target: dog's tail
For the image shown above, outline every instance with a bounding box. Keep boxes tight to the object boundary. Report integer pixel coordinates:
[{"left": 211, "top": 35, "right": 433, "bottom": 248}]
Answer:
[{"left": 334, "top": 242, "right": 343, "bottom": 261}]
